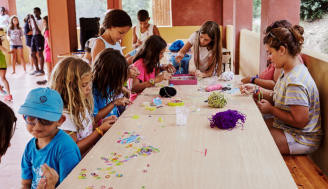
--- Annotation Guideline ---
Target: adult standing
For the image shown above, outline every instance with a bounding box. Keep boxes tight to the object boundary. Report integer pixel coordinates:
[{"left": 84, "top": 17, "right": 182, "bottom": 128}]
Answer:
[{"left": 29, "top": 7, "right": 45, "bottom": 76}]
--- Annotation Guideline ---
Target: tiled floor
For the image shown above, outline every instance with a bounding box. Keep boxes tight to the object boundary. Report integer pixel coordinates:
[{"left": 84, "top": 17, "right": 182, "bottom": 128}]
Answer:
[{"left": 0, "top": 64, "right": 47, "bottom": 188}]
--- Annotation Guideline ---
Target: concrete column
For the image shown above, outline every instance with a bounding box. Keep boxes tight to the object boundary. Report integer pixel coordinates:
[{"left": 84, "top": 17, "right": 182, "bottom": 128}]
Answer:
[
  {"left": 260, "top": 0, "right": 300, "bottom": 72},
  {"left": 0, "top": 0, "right": 16, "bottom": 15},
  {"left": 234, "top": 0, "right": 253, "bottom": 74},
  {"left": 107, "top": 0, "right": 122, "bottom": 9},
  {"left": 222, "top": 0, "right": 234, "bottom": 48},
  {"left": 47, "top": 0, "right": 77, "bottom": 64}
]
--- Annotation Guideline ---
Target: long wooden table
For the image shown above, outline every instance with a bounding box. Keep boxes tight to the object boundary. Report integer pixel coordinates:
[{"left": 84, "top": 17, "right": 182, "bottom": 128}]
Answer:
[{"left": 58, "top": 76, "right": 296, "bottom": 189}]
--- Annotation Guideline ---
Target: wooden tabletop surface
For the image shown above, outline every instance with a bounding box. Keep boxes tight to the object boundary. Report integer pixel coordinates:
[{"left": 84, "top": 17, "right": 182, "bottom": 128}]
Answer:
[{"left": 58, "top": 76, "right": 296, "bottom": 189}]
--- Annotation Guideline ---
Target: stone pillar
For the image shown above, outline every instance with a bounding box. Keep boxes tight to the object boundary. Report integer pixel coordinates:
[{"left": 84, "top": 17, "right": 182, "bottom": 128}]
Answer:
[
  {"left": 222, "top": 0, "right": 234, "bottom": 48},
  {"left": 234, "top": 0, "right": 253, "bottom": 74},
  {"left": 107, "top": 0, "right": 122, "bottom": 9},
  {"left": 47, "top": 0, "right": 77, "bottom": 64}
]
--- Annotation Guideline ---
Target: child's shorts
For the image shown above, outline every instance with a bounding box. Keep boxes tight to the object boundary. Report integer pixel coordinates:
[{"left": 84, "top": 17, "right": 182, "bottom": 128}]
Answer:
[
  {"left": 10, "top": 45, "right": 23, "bottom": 50},
  {"left": 284, "top": 131, "right": 318, "bottom": 155},
  {"left": 31, "top": 34, "right": 45, "bottom": 52}
]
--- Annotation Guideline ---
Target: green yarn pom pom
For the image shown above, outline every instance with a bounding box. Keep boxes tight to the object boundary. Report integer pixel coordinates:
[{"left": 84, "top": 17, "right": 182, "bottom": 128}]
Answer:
[{"left": 208, "top": 92, "right": 227, "bottom": 108}]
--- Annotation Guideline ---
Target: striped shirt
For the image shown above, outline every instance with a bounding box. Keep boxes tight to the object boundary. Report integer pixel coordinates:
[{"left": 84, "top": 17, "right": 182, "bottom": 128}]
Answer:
[{"left": 273, "top": 64, "right": 322, "bottom": 147}]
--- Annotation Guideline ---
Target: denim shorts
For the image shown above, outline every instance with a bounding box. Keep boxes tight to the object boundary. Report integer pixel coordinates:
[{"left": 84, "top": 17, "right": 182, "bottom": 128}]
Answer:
[
  {"left": 10, "top": 45, "right": 23, "bottom": 49},
  {"left": 284, "top": 131, "right": 318, "bottom": 155}
]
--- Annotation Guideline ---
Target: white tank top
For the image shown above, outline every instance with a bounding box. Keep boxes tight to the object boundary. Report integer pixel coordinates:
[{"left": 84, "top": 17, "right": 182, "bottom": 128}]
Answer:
[
  {"left": 135, "top": 24, "right": 154, "bottom": 43},
  {"left": 98, "top": 36, "right": 123, "bottom": 55}
]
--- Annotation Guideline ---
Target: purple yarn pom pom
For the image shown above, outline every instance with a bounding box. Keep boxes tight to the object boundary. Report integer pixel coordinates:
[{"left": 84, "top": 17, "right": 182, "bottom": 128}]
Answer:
[{"left": 210, "top": 109, "right": 246, "bottom": 129}]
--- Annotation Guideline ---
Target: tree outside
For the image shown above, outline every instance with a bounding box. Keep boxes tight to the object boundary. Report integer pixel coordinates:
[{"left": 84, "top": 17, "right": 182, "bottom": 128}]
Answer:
[{"left": 122, "top": 0, "right": 152, "bottom": 26}]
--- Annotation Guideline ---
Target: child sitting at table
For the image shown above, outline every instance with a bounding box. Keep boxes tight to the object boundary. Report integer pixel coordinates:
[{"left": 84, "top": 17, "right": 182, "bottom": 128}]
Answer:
[
  {"left": 126, "top": 9, "right": 160, "bottom": 65},
  {"left": 18, "top": 87, "right": 81, "bottom": 188},
  {"left": 128, "top": 35, "right": 175, "bottom": 101},
  {"left": 50, "top": 57, "right": 116, "bottom": 155},
  {"left": 241, "top": 20, "right": 304, "bottom": 90},
  {"left": 0, "top": 101, "right": 59, "bottom": 188},
  {"left": 92, "top": 9, "right": 131, "bottom": 62},
  {"left": 175, "top": 21, "right": 222, "bottom": 78},
  {"left": 240, "top": 22, "right": 322, "bottom": 155},
  {"left": 93, "top": 48, "right": 132, "bottom": 124}
]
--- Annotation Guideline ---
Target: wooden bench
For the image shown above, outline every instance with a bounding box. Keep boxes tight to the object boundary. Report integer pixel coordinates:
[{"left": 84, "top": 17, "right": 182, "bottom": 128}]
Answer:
[{"left": 283, "top": 155, "right": 328, "bottom": 188}]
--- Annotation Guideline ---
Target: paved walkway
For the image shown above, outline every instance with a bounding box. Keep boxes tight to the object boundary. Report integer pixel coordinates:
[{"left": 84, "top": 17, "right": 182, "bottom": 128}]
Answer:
[{"left": 0, "top": 64, "right": 46, "bottom": 188}]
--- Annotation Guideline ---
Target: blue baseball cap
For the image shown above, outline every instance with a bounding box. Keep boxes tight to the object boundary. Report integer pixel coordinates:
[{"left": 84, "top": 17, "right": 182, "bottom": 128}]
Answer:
[{"left": 18, "top": 87, "right": 63, "bottom": 121}]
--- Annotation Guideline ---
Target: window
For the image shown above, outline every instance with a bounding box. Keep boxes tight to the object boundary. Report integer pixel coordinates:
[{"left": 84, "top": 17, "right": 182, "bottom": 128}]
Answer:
[
  {"left": 122, "top": 0, "right": 171, "bottom": 26},
  {"left": 75, "top": 0, "right": 107, "bottom": 26},
  {"left": 152, "top": 0, "right": 171, "bottom": 26},
  {"left": 16, "top": 0, "right": 48, "bottom": 24}
]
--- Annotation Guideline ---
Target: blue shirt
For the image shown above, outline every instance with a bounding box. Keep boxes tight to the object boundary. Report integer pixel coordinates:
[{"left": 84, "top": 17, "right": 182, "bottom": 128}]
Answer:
[
  {"left": 93, "top": 88, "right": 119, "bottom": 118},
  {"left": 21, "top": 129, "right": 81, "bottom": 188}
]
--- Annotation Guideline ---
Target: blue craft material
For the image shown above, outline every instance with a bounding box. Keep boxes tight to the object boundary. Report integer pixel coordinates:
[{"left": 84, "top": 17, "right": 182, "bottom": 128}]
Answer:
[
  {"left": 153, "top": 97, "right": 162, "bottom": 106},
  {"left": 169, "top": 40, "right": 184, "bottom": 52},
  {"left": 120, "top": 135, "right": 140, "bottom": 144},
  {"left": 170, "top": 54, "right": 191, "bottom": 74}
]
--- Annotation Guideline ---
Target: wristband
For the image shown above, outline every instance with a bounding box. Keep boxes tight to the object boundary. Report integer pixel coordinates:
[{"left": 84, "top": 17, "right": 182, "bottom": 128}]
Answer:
[
  {"left": 149, "top": 79, "right": 155, "bottom": 85},
  {"left": 251, "top": 75, "right": 258, "bottom": 84},
  {"left": 96, "top": 127, "right": 104, "bottom": 136}
]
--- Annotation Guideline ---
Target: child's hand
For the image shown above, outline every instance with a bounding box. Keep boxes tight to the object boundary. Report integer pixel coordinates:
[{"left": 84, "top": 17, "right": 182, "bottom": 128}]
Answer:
[
  {"left": 114, "top": 97, "right": 132, "bottom": 106},
  {"left": 128, "top": 65, "right": 140, "bottom": 79},
  {"left": 155, "top": 73, "right": 165, "bottom": 83},
  {"left": 36, "top": 164, "right": 58, "bottom": 189},
  {"left": 122, "top": 87, "right": 131, "bottom": 98},
  {"left": 162, "top": 71, "right": 172, "bottom": 80},
  {"left": 162, "top": 64, "right": 176, "bottom": 73},
  {"left": 256, "top": 99, "right": 273, "bottom": 114},
  {"left": 99, "top": 122, "right": 112, "bottom": 133},
  {"left": 195, "top": 70, "right": 206, "bottom": 78},
  {"left": 137, "top": 40, "right": 142, "bottom": 47},
  {"left": 175, "top": 54, "right": 183, "bottom": 63},
  {"left": 103, "top": 115, "right": 117, "bottom": 125},
  {"left": 240, "top": 84, "right": 256, "bottom": 95},
  {"left": 241, "top": 76, "right": 252, "bottom": 84}
]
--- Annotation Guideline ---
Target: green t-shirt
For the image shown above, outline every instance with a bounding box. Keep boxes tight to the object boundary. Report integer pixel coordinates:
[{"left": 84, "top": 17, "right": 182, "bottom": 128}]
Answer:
[{"left": 0, "top": 50, "right": 7, "bottom": 69}]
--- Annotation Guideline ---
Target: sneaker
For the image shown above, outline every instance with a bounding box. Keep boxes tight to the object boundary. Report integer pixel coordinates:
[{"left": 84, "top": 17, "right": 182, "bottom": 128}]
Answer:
[
  {"left": 4, "top": 94, "right": 13, "bottom": 101},
  {"left": 30, "top": 70, "right": 39, "bottom": 75},
  {"left": 36, "top": 70, "right": 45, "bottom": 76},
  {"left": 36, "top": 80, "right": 47, "bottom": 85}
]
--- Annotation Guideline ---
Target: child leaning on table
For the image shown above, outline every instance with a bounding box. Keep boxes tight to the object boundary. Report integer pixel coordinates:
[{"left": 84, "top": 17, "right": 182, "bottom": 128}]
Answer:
[
  {"left": 19, "top": 87, "right": 81, "bottom": 188},
  {"left": 92, "top": 48, "right": 132, "bottom": 124},
  {"left": 50, "top": 57, "right": 116, "bottom": 156},
  {"left": 175, "top": 20, "right": 222, "bottom": 78},
  {"left": 128, "top": 35, "right": 175, "bottom": 101}
]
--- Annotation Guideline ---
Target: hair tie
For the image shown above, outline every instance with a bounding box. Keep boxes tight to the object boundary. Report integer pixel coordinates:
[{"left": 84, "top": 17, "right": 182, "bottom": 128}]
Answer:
[{"left": 159, "top": 86, "right": 177, "bottom": 98}]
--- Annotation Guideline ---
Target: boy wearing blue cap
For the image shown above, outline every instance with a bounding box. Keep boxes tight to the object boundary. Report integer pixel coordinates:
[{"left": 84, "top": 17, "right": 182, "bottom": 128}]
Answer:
[{"left": 18, "top": 87, "right": 81, "bottom": 189}]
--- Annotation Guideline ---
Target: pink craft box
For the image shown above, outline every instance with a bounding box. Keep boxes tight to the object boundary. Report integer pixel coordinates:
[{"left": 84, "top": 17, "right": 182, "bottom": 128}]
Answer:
[{"left": 169, "top": 74, "right": 197, "bottom": 85}]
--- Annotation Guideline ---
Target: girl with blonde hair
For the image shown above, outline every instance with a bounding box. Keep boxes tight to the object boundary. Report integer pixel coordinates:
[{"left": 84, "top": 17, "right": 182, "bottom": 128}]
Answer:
[{"left": 50, "top": 57, "right": 116, "bottom": 155}]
